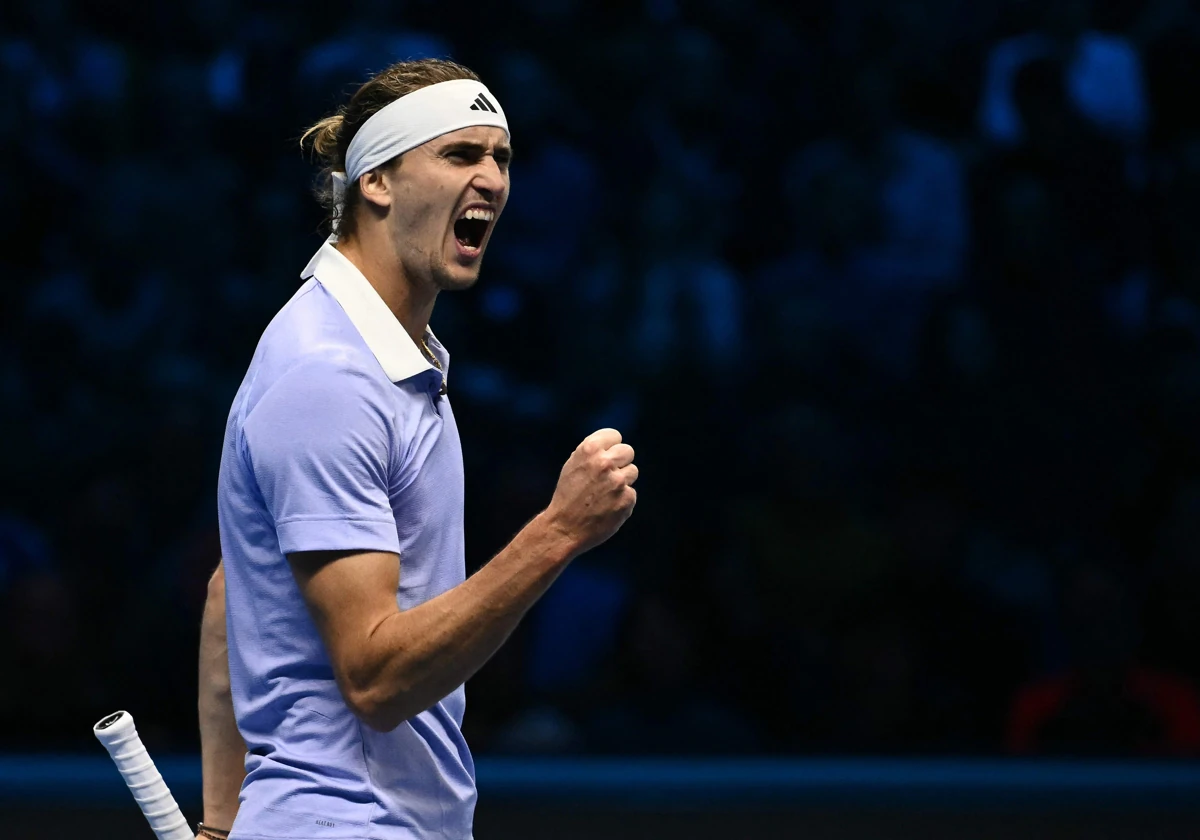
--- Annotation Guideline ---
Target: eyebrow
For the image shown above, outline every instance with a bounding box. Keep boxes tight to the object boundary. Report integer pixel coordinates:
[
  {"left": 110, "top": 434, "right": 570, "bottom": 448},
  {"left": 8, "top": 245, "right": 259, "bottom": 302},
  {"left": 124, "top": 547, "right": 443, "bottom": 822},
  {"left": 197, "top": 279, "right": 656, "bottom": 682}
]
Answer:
[{"left": 440, "top": 140, "right": 514, "bottom": 159}]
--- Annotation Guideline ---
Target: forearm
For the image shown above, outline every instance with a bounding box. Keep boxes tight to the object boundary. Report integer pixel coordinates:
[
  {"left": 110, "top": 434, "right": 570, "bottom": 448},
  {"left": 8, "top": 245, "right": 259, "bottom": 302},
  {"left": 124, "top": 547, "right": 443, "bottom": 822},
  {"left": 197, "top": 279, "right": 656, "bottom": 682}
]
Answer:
[
  {"left": 198, "top": 562, "right": 246, "bottom": 829},
  {"left": 353, "top": 513, "right": 576, "bottom": 730}
]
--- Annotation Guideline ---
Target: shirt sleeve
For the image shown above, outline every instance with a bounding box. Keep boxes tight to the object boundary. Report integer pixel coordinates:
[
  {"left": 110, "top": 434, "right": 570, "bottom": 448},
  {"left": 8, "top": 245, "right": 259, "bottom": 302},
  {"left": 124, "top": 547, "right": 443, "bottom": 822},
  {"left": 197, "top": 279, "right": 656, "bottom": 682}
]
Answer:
[{"left": 242, "top": 358, "right": 400, "bottom": 556}]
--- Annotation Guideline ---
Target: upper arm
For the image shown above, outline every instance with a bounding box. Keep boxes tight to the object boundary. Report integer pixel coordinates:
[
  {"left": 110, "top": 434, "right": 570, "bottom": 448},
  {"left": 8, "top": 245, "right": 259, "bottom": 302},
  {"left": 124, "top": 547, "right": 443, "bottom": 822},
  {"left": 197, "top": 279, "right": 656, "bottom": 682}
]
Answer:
[{"left": 288, "top": 549, "right": 402, "bottom": 713}]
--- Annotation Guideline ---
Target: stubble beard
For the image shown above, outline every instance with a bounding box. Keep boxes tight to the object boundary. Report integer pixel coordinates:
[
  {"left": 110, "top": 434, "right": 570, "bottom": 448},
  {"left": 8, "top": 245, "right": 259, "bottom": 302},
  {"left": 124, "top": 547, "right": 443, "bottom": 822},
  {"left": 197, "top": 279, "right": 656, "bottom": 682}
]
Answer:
[{"left": 430, "top": 259, "right": 482, "bottom": 292}]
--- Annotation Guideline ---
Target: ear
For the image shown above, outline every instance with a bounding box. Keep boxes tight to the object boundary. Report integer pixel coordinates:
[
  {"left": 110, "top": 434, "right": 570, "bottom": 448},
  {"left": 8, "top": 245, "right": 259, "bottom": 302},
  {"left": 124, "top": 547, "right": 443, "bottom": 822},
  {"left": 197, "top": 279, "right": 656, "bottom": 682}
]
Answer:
[{"left": 358, "top": 168, "right": 393, "bottom": 210}]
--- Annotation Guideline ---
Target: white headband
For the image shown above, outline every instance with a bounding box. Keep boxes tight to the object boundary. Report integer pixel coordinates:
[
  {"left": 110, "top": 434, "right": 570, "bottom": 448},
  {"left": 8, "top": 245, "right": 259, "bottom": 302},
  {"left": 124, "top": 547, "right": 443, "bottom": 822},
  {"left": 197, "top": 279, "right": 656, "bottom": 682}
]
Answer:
[{"left": 330, "top": 79, "right": 509, "bottom": 231}]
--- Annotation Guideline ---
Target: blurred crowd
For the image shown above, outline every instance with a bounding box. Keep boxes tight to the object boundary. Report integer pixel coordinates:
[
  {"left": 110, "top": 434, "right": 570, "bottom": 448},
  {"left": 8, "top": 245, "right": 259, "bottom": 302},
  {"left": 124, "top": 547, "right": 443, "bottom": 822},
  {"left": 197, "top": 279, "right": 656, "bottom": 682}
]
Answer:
[{"left": 5, "top": 0, "right": 1200, "bottom": 756}]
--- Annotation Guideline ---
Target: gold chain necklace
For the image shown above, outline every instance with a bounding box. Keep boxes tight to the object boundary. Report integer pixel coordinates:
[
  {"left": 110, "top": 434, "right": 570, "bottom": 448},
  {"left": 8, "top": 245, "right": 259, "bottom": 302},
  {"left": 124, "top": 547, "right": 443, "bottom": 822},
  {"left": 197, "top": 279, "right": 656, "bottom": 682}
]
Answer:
[{"left": 420, "top": 337, "right": 447, "bottom": 395}]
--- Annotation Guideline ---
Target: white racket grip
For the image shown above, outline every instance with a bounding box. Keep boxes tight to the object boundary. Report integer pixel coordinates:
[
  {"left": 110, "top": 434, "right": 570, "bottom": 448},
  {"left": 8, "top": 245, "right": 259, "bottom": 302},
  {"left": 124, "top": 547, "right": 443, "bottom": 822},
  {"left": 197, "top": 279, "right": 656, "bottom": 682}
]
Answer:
[{"left": 94, "top": 711, "right": 194, "bottom": 840}]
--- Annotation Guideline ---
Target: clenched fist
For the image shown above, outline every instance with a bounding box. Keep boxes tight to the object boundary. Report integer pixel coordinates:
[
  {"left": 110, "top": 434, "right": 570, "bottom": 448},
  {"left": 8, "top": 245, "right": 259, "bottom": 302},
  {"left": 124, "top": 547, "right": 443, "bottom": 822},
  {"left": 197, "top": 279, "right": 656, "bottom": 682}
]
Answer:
[{"left": 544, "top": 428, "right": 638, "bottom": 556}]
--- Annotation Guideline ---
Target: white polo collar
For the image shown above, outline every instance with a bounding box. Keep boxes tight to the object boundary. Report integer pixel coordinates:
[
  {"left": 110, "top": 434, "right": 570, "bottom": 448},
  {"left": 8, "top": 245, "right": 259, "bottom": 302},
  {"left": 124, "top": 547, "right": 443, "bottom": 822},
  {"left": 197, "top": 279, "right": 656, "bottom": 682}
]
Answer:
[{"left": 300, "top": 241, "right": 441, "bottom": 384}]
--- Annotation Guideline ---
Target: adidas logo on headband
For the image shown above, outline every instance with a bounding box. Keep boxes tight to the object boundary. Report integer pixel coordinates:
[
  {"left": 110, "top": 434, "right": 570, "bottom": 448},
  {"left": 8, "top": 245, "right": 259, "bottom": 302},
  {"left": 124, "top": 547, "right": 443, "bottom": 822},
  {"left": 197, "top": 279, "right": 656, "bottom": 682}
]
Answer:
[{"left": 470, "top": 93, "right": 498, "bottom": 113}]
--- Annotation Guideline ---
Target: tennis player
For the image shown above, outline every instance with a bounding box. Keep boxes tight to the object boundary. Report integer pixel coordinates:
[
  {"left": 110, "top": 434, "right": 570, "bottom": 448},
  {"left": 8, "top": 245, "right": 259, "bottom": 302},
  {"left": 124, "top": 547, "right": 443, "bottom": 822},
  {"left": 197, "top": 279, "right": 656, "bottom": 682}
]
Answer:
[{"left": 198, "top": 58, "right": 638, "bottom": 840}]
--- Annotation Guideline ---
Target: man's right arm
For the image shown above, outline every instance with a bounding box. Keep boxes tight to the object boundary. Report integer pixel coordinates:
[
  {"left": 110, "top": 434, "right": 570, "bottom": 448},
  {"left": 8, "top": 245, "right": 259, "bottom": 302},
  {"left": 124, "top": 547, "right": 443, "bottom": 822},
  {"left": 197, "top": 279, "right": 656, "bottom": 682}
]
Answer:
[
  {"left": 198, "top": 561, "right": 246, "bottom": 832},
  {"left": 289, "top": 428, "right": 637, "bottom": 732}
]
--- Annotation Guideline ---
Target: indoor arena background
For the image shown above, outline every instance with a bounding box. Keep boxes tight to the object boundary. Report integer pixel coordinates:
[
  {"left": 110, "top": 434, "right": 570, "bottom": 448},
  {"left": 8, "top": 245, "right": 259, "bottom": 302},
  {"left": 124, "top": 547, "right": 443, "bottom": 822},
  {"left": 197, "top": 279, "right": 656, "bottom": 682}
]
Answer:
[{"left": 3, "top": 0, "right": 1200, "bottom": 837}]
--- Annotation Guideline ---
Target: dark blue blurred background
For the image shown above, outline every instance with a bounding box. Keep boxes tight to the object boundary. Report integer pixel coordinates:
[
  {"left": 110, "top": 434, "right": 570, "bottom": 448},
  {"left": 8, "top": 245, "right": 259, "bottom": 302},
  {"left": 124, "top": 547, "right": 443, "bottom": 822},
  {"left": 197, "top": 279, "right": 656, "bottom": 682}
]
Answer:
[{"left": 5, "top": 0, "right": 1200, "bottom": 770}]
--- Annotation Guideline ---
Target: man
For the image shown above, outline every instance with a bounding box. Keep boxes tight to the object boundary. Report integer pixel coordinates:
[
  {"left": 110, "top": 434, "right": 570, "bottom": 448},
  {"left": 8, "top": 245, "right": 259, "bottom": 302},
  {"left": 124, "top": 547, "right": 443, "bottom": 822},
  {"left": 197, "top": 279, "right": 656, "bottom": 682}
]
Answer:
[{"left": 199, "top": 58, "right": 638, "bottom": 840}]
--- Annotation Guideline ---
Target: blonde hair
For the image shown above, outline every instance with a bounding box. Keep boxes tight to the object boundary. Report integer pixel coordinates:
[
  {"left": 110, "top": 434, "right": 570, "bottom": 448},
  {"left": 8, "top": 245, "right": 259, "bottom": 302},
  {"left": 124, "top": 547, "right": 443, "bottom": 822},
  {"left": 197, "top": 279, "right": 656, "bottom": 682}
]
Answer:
[{"left": 300, "top": 58, "right": 481, "bottom": 238}]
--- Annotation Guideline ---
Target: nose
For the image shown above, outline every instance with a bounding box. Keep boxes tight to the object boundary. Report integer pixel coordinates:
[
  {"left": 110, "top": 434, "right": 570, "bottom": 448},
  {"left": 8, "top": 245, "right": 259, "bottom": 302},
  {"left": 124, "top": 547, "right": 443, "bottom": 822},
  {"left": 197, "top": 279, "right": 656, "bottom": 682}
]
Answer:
[{"left": 473, "top": 156, "right": 508, "bottom": 203}]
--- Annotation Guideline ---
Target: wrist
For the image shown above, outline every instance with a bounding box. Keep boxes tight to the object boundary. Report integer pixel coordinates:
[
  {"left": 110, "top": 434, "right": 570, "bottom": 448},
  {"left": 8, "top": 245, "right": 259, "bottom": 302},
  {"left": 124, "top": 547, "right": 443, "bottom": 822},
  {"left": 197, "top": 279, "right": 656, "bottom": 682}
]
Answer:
[
  {"left": 200, "top": 802, "right": 239, "bottom": 834},
  {"left": 529, "top": 510, "right": 580, "bottom": 565}
]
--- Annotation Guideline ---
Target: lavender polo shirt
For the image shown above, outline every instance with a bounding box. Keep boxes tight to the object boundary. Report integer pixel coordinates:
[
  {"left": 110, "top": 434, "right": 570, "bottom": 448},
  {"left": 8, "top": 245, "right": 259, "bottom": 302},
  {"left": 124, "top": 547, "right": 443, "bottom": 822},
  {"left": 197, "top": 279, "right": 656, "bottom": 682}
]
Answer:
[{"left": 217, "top": 242, "right": 475, "bottom": 840}]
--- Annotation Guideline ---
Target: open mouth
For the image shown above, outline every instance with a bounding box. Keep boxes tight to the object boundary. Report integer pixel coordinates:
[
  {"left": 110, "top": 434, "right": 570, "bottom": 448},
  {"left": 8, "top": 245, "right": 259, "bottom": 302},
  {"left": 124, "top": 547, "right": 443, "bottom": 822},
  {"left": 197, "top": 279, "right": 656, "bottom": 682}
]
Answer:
[{"left": 454, "top": 207, "right": 494, "bottom": 252}]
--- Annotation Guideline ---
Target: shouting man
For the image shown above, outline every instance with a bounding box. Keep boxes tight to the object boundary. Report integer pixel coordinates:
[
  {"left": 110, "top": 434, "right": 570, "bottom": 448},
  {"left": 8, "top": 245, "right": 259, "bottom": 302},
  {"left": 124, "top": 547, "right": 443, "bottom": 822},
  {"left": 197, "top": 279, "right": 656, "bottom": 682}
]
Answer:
[{"left": 199, "top": 58, "right": 638, "bottom": 840}]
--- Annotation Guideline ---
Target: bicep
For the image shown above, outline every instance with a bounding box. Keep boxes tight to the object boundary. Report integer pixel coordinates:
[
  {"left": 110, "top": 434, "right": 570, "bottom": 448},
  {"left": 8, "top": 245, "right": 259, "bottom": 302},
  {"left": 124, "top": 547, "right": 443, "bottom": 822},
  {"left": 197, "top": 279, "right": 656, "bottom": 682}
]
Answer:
[{"left": 288, "top": 549, "right": 401, "bottom": 690}]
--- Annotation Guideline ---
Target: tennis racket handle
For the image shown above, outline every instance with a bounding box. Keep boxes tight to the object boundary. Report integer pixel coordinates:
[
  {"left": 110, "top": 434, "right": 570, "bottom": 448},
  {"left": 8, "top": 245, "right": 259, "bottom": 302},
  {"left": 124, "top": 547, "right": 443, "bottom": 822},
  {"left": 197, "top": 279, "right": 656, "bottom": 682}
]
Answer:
[{"left": 94, "top": 711, "right": 194, "bottom": 840}]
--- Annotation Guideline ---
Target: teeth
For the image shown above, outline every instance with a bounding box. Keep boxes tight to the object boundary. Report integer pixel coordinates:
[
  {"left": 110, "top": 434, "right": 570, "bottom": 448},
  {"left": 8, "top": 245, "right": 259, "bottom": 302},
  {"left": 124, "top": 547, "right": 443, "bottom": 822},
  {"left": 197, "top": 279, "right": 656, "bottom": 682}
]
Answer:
[{"left": 463, "top": 208, "right": 494, "bottom": 222}]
